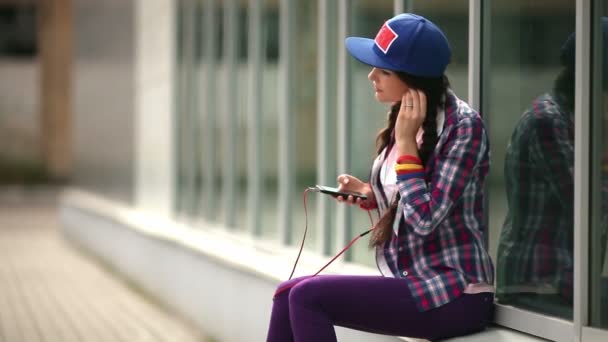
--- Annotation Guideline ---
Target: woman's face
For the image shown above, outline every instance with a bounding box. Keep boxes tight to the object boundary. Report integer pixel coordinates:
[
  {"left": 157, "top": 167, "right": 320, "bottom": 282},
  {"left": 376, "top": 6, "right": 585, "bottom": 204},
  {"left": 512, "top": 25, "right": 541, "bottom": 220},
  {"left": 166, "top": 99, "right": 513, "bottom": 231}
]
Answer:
[{"left": 367, "top": 67, "right": 410, "bottom": 103}]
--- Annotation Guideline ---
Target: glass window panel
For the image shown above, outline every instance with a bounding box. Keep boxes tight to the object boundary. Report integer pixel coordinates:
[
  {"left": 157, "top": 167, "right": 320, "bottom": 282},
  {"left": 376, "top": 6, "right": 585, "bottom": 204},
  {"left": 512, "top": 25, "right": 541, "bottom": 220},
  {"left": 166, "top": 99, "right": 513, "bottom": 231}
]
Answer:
[
  {"left": 197, "top": 0, "right": 248, "bottom": 229},
  {"left": 193, "top": 0, "right": 206, "bottom": 219},
  {"left": 412, "top": 1, "right": 469, "bottom": 99},
  {"left": 347, "top": 0, "right": 393, "bottom": 266},
  {"left": 490, "top": 0, "right": 575, "bottom": 320},
  {"left": 175, "top": 0, "right": 186, "bottom": 214},
  {"left": 214, "top": 0, "right": 226, "bottom": 222},
  {"left": 234, "top": 4, "right": 249, "bottom": 231},
  {"left": 199, "top": 0, "right": 221, "bottom": 222},
  {"left": 184, "top": 2, "right": 199, "bottom": 219},
  {"left": 292, "top": 0, "right": 318, "bottom": 251},
  {"left": 176, "top": 0, "right": 197, "bottom": 216},
  {"left": 174, "top": 1, "right": 184, "bottom": 213},
  {"left": 260, "top": 0, "right": 280, "bottom": 239},
  {"left": 590, "top": 0, "right": 608, "bottom": 330},
  {"left": 312, "top": 1, "right": 338, "bottom": 255}
]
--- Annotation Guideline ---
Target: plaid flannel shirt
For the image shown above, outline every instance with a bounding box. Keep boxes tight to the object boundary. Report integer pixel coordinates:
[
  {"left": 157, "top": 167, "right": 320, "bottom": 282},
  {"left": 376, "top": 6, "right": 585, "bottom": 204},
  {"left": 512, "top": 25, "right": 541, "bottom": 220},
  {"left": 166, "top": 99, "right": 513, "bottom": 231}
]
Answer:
[
  {"left": 497, "top": 93, "right": 574, "bottom": 301},
  {"left": 371, "top": 90, "right": 494, "bottom": 311}
]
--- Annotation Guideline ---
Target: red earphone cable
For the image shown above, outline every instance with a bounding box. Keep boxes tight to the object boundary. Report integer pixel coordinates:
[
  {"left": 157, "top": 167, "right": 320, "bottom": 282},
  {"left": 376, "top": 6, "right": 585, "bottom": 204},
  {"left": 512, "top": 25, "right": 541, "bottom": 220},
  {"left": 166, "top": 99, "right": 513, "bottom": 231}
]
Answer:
[
  {"left": 275, "top": 189, "right": 378, "bottom": 298},
  {"left": 287, "top": 188, "right": 312, "bottom": 281}
]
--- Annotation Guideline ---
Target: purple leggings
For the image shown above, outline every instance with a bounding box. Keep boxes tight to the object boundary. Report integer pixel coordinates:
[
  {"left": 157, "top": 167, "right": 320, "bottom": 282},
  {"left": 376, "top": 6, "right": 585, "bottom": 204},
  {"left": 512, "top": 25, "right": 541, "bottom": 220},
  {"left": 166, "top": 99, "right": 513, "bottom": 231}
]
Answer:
[{"left": 266, "top": 275, "right": 494, "bottom": 342}]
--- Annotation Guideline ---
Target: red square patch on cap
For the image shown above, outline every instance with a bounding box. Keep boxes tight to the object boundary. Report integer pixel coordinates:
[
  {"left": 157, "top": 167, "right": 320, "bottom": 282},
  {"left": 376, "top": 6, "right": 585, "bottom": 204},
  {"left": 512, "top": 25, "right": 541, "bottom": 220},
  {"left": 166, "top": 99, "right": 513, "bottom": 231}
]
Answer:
[{"left": 375, "top": 22, "right": 398, "bottom": 54}]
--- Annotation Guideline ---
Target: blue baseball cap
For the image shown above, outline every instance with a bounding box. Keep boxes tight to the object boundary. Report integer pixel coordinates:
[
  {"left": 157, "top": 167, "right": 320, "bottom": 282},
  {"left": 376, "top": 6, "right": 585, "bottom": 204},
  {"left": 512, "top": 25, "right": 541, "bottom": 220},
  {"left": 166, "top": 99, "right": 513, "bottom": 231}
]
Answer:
[{"left": 345, "top": 13, "right": 451, "bottom": 78}]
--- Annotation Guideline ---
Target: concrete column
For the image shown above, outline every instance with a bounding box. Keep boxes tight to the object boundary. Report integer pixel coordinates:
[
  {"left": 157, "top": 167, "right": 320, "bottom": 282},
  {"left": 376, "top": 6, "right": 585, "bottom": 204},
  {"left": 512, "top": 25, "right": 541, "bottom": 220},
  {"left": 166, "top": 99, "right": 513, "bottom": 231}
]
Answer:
[
  {"left": 38, "top": 0, "right": 72, "bottom": 181},
  {"left": 134, "top": 0, "right": 175, "bottom": 216}
]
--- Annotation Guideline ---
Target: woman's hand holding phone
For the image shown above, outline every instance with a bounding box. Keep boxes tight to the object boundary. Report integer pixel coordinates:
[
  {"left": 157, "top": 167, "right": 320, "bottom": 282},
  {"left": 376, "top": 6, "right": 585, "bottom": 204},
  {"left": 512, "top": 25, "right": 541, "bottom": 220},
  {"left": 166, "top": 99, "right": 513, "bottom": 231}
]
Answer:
[{"left": 336, "top": 174, "right": 375, "bottom": 209}]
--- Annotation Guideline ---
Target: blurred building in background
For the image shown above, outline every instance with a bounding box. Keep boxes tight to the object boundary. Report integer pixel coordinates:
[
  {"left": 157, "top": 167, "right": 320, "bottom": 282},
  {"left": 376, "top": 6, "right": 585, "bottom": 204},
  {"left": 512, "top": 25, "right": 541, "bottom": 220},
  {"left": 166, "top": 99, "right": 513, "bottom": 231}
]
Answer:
[
  {"left": 0, "top": 0, "right": 71, "bottom": 184},
  {"left": 3, "top": 0, "right": 608, "bottom": 341}
]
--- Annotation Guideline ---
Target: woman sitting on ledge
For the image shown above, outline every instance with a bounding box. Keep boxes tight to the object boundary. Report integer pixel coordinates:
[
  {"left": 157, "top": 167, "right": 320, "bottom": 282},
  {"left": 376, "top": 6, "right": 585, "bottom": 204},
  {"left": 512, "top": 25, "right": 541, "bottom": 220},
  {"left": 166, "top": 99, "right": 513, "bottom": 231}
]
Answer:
[{"left": 266, "top": 13, "right": 495, "bottom": 342}]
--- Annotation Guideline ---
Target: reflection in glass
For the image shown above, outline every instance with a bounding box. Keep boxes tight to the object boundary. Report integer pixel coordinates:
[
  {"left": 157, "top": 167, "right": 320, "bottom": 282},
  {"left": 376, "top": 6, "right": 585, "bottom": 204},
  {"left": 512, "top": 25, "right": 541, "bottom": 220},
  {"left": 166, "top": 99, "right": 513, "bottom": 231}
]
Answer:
[
  {"left": 486, "top": 0, "right": 575, "bottom": 320},
  {"left": 409, "top": 1, "right": 469, "bottom": 100},
  {"left": 496, "top": 19, "right": 576, "bottom": 320},
  {"left": 591, "top": 10, "right": 608, "bottom": 330}
]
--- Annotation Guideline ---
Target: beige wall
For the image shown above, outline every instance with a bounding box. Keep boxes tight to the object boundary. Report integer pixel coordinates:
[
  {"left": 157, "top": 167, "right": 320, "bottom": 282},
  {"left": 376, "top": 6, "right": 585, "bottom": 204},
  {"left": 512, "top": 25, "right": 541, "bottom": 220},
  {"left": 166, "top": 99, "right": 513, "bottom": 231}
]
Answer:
[{"left": 72, "top": 0, "right": 136, "bottom": 203}]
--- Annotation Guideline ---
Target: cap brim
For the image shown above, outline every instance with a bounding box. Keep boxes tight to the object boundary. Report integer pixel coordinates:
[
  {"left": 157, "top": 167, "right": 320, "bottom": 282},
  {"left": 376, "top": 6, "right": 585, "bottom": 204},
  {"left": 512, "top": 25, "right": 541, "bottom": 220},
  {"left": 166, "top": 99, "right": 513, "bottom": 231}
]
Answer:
[{"left": 345, "top": 37, "right": 396, "bottom": 70}]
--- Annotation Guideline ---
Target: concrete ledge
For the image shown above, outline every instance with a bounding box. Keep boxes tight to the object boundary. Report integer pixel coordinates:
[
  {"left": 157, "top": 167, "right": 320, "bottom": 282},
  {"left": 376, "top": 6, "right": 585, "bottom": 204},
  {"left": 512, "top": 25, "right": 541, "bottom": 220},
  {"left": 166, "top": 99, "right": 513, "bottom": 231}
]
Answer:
[{"left": 60, "top": 189, "right": 549, "bottom": 342}]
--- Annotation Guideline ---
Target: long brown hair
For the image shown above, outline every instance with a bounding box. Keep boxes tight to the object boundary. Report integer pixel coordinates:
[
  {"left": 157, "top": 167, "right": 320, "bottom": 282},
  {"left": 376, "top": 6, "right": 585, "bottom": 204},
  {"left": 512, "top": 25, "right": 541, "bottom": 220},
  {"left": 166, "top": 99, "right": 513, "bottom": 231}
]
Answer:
[{"left": 369, "top": 72, "right": 450, "bottom": 247}]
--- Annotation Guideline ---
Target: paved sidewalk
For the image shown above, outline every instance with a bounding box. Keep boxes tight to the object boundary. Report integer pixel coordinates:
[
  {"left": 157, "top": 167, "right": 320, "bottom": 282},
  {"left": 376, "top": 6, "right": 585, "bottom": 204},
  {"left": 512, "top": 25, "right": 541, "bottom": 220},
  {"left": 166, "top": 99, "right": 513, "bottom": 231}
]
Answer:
[{"left": 0, "top": 187, "right": 209, "bottom": 342}]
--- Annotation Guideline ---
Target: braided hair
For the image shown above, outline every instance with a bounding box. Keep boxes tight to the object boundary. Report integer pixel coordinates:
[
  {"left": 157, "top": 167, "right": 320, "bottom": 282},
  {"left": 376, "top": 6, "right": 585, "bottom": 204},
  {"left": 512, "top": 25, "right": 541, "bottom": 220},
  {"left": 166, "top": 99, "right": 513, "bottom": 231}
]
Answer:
[{"left": 370, "top": 72, "right": 450, "bottom": 247}]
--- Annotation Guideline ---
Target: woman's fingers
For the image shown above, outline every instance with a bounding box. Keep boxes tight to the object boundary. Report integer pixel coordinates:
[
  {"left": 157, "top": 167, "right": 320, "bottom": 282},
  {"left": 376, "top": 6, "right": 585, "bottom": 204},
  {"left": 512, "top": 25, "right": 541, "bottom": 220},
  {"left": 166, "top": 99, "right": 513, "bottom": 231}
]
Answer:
[
  {"left": 396, "top": 89, "right": 428, "bottom": 143},
  {"left": 337, "top": 174, "right": 350, "bottom": 187},
  {"left": 418, "top": 90, "right": 427, "bottom": 116},
  {"left": 400, "top": 93, "right": 408, "bottom": 113},
  {"left": 337, "top": 174, "right": 364, "bottom": 192},
  {"left": 335, "top": 174, "right": 371, "bottom": 206},
  {"left": 411, "top": 88, "right": 420, "bottom": 114},
  {"left": 336, "top": 174, "right": 348, "bottom": 192},
  {"left": 402, "top": 89, "right": 426, "bottom": 118},
  {"left": 402, "top": 91, "right": 413, "bottom": 113},
  {"left": 336, "top": 195, "right": 356, "bottom": 205}
]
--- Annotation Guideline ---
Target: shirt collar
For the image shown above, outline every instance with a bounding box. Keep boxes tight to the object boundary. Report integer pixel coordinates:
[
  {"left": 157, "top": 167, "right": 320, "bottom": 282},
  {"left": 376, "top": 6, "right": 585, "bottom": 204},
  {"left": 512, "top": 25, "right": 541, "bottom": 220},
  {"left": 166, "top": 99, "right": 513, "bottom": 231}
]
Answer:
[{"left": 436, "top": 105, "right": 446, "bottom": 136}]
